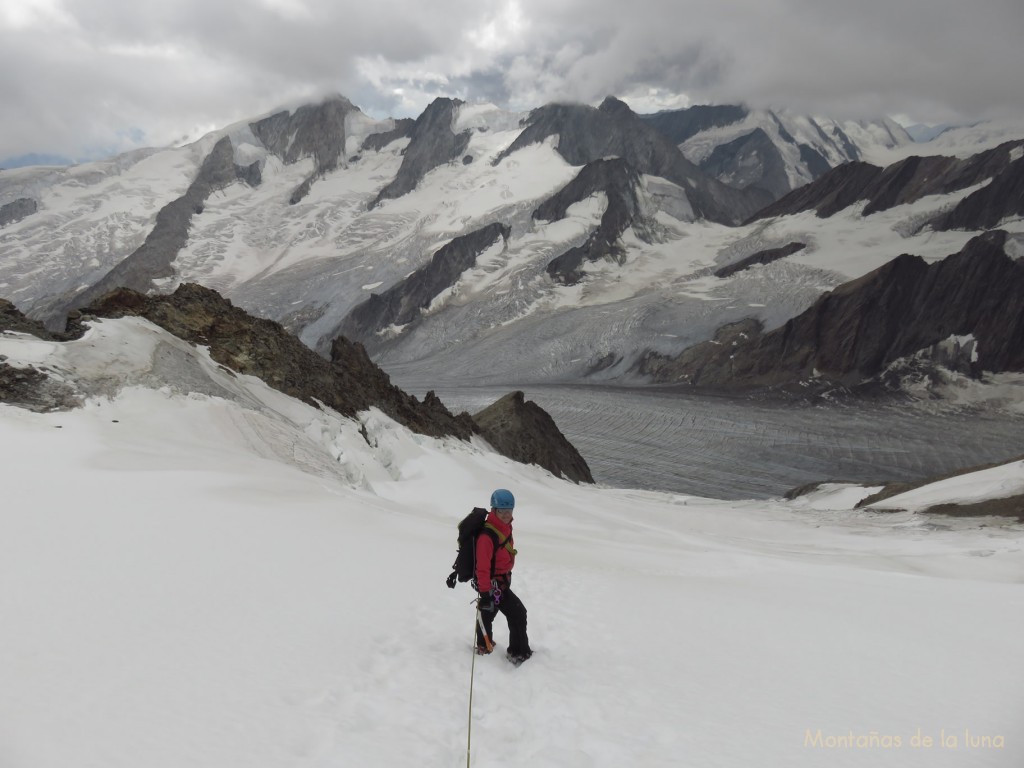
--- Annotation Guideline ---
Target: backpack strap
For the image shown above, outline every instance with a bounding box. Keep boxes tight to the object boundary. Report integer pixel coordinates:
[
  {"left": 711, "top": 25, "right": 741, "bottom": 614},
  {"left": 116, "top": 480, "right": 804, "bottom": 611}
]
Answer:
[
  {"left": 479, "top": 526, "right": 502, "bottom": 580},
  {"left": 484, "top": 522, "right": 515, "bottom": 557},
  {"left": 481, "top": 522, "right": 515, "bottom": 582}
]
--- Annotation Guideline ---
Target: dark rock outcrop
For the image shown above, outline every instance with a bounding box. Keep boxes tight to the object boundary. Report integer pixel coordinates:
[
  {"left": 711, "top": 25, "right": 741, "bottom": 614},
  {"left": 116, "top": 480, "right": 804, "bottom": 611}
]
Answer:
[
  {"left": 250, "top": 95, "right": 356, "bottom": 202},
  {"left": 749, "top": 140, "right": 1024, "bottom": 222},
  {"left": 860, "top": 155, "right": 961, "bottom": 215},
  {"left": 55, "top": 137, "right": 258, "bottom": 326},
  {"left": 328, "top": 333, "right": 478, "bottom": 439},
  {"left": 369, "top": 98, "right": 471, "bottom": 208},
  {"left": 289, "top": 176, "right": 314, "bottom": 205},
  {"left": 2, "top": 298, "right": 60, "bottom": 339},
  {"left": 251, "top": 96, "right": 355, "bottom": 168},
  {"left": 339, "top": 222, "right": 511, "bottom": 346},
  {"left": 361, "top": 118, "right": 416, "bottom": 152},
  {"left": 916, "top": 495, "right": 1024, "bottom": 522},
  {"left": 473, "top": 391, "right": 594, "bottom": 484},
  {"left": 786, "top": 456, "right": 1024, "bottom": 522},
  {"left": 636, "top": 318, "right": 763, "bottom": 386},
  {"left": 639, "top": 231, "right": 1024, "bottom": 390},
  {"left": 494, "top": 100, "right": 622, "bottom": 167},
  {"left": 798, "top": 143, "right": 832, "bottom": 179},
  {"left": 854, "top": 455, "right": 1024, "bottom": 521},
  {"left": 535, "top": 158, "right": 651, "bottom": 284},
  {"left": 0, "top": 197, "right": 37, "bottom": 227},
  {"left": 748, "top": 161, "right": 885, "bottom": 221},
  {"left": 494, "top": 97, "right": 771, "bottom": 225},
  {"left": 700, "top": 128, "right": 791, "bottom": 200},
  {"left": 714, "top": 242, "right": 806, "bottom": 278},
  {"left": 642, "top": 107, "right": 879, "bottom": 199},
  {"left": 6, "top": 284, "right": 597, "bottom": 478},
  {"left": 0, "top": 361, "right": 81, "bottom": 411},
  {"left": 534, "top": 157, "right": 643, "bottom": 223},
  {"left": 932, "top": 154, "right": 1024, "bottom": 230},
  {"left": 1, "top": 299, "right": 85, "bottom": 410},
  {"left": 2, "top": 297, "right": 87, "bottom": 340},
  {"left": 80, "top": 282, "right": 478, "bottom": 439},
  {"left": 235, "top": 161, "right": 262, "bottom": 188}
]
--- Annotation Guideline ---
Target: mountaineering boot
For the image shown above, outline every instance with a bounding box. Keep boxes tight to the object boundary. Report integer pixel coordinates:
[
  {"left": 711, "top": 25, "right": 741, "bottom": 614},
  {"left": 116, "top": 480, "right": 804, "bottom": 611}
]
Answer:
[
  {"left": 476, "top": 637, "right": 494, "bottom": 655},
  {"left": 506, "top": 650, "right": 532, "bottom": 666}
]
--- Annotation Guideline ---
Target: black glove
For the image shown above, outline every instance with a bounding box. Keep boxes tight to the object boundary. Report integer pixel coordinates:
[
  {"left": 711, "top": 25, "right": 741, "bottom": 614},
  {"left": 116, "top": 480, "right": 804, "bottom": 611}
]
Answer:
[
  {"left": 446, "top": 572, "right": 457, "bottom": 589},
  {"left": 478, "top": 592, "right": 496, "bottom": 612}
]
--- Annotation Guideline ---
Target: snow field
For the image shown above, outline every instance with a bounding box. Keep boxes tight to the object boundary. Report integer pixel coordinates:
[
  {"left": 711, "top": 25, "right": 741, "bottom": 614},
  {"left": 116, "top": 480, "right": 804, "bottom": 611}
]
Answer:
[{"left": 1, "top": 319, "right": 1022, "bottom": 767}]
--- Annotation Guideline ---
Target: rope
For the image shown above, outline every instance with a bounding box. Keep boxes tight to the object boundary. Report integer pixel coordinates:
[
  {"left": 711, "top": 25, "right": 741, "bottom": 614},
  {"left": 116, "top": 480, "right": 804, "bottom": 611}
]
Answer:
[
  {"left": 466, "top": 607, "right": 480, "bottom": 768},
  {"left": 466, "top": 603, "right": 495, "bottom": 766}
]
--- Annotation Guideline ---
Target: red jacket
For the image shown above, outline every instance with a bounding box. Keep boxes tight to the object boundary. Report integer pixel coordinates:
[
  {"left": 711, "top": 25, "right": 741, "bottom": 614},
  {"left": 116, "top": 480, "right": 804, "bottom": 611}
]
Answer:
[{"left": 475, "top": 512, "right": 516, "bottom": 591}]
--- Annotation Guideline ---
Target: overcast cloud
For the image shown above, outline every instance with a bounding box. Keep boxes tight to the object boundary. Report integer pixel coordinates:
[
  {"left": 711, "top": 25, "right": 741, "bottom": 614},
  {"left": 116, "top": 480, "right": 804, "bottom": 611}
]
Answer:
[{"left": 2, "top": 0, "right": 1023, "bottom": 163}]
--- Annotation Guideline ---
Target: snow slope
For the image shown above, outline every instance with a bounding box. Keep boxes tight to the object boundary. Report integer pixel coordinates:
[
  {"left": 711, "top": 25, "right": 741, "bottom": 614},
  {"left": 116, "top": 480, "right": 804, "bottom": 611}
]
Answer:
[
  {"left": 869, "top": 460, "right": 1024, "bottom": 512},
  {"left": 862, "top": 117, "right": 1024, "bottom": 166},
  {"left": 1, "top": 319, "right": 1022, "bottom": 767}
]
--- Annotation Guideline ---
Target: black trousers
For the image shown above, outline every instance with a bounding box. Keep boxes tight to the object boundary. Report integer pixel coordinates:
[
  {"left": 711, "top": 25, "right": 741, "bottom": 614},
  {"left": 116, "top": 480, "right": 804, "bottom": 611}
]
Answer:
[{"left": 477, "top": 583, "right": 531, "bottom": 656}]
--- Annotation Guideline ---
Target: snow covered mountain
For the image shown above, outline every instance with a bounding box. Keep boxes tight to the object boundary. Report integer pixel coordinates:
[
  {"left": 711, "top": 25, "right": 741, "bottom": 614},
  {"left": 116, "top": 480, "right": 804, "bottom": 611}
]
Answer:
[
  {"left": 642, "top": 104, "right": 911, "bottom": 199},
  {"left": 1, "top": 94, "right": 1022, "bottom": 396}
]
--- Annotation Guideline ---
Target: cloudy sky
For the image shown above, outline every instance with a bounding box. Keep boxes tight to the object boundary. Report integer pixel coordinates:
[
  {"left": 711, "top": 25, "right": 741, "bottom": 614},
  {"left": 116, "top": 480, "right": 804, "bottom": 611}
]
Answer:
[{"left": 3, "top": 0, "right": 1023, "bottom": 164}]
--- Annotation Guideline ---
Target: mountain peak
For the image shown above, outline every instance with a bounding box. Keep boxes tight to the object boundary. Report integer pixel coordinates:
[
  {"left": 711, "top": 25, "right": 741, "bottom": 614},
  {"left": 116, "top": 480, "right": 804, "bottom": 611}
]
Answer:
[{"left": 598, "top": 96, "right": 633, "bottom": 116}]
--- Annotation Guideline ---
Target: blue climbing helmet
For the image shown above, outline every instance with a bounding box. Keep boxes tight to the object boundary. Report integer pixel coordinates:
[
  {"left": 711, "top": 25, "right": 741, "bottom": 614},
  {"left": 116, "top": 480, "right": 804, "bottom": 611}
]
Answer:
[{"left": 490, "top": 488, "right": 515, "bottom": 510}]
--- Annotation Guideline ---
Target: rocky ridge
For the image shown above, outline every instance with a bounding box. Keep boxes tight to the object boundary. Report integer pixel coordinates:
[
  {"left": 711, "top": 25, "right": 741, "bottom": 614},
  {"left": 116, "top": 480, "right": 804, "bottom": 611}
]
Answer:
[
  {"left": 713, "top": 242, "right": 807, "bottom": 278},
  {"left": 0, "top": 197, "right": 37, "bottom": 227},
  {"left": 932, "top": 154, "right": 1024, "bottom": 231},
  {"left": 250, "top": 95, "right": 358, "bottom": 203},
  {"left": 369, "top": 98, "right": 471, "bottom": 209},
  {"left": 338, "top": 222, "right": 512, "bottom": 348},
  {"left": 534, "top": 158, "right": 654, "bottom": 285},
  {"left": 80, "top": 282, "right": 477, "bottom": 438},
  {"left": 493, "top": 97, "right": 771, "bottom": 225},
  {"left": 473, "top": 391, "right": 594, "bottom": 484},
  {"left": 360, "top": 118, "right": 415, "bottom": 152},
  {"left": 638, "top": 230, "right": 1024, "bottom": 391},
  {"left": 2, "top": 284, "right": 594, "bottom": 482},
  {"left": 750, "top": 139, "right": 1024, "bottom": 225},
  {"left": 54, "top": 137, "right": 260, "bottom": 325},
  {"left": 640, "top": 106, "right": 910, "bottom": 202}
]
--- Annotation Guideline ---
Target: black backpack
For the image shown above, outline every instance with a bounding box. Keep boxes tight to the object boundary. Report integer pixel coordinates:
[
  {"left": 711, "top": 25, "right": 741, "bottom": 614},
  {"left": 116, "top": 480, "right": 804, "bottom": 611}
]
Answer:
[{"left": 446, "top": 507, "right": 503, "bottom": 589}]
